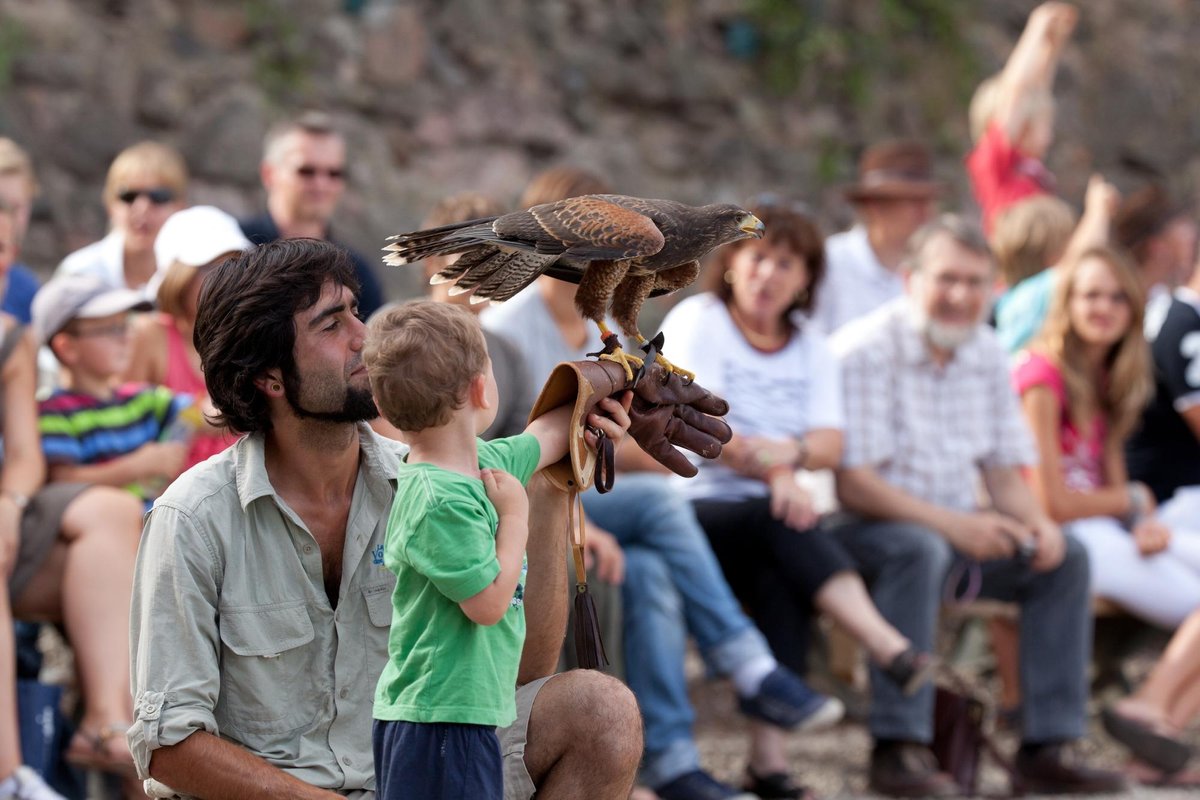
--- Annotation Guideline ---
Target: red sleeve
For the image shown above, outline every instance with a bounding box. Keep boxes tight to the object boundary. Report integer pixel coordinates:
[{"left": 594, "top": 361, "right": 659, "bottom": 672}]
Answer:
[{"left": 966, "top": 122, "right": 1048, "bottom": 234}]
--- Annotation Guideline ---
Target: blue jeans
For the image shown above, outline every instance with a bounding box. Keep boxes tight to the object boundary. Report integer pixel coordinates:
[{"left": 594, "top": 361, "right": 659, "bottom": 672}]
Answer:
[
  {"left": 583, "top": 473, "right": 771, "bottom": 787},
  {"left": 828, "top": 515, "right": 1091, "bottom": 744}
]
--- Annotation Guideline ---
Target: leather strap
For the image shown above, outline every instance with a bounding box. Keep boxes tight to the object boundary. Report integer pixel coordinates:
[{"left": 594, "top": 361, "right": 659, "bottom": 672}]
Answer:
[
  {"left": 591, "top": 428, "right": 615, "bottom": 494},
  {"left": 568, "top": 488, "right": 588, "bottom": 586}
]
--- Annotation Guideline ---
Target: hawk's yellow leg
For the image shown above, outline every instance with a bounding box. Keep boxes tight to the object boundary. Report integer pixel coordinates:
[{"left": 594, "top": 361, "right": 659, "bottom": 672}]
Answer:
[
  {"left": 596, "top": 321, "right": 643, "bottom": 383},
  {"left": 634, "top": 334, "right": 696, "bottom": 383}
]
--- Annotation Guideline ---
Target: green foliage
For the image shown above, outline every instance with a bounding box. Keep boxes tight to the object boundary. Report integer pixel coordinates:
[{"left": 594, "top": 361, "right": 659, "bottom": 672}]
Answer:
[
  {"left": 745, "top": 0, "right": 981, "bottom": 120},
  {"left": 244, "top": 0, "right": 318, "bottom": 106},
  {"left": 0, "top": 16, "right": 29, "bottom": 93}
]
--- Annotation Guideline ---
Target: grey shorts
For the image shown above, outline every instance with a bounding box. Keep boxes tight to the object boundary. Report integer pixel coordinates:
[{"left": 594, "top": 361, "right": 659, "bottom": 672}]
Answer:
[
  {"left": 498, "top": 675, "right": 553, "bottom": 800},
  {"left": 9, "top": 482, "right": 90, "bottom": 601}
]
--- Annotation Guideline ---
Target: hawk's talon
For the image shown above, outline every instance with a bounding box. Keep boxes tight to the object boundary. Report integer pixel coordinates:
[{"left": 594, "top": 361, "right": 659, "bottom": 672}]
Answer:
[{"left": 598, "top": 347, "right": 643, "bottom": 384}]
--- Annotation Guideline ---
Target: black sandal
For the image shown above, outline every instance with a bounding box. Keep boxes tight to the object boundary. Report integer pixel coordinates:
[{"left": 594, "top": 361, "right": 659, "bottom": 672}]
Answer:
[{"left": 744, "top": 767, "right": 817, "bottom": 800}]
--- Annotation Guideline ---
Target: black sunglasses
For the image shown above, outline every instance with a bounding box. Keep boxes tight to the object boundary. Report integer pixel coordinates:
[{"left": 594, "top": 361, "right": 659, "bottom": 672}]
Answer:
[
  {"left": 295, "top": 165, "right": 345, "bottom": 180},
  {"left": 117, "top": 188, "right": 176, "bottom": 205}
]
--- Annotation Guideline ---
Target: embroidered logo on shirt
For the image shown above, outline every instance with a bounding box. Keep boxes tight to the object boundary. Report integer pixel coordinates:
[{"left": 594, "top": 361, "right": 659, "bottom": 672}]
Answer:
[{"left": 372, "top": 544, "right": 385, "bottom": 566}]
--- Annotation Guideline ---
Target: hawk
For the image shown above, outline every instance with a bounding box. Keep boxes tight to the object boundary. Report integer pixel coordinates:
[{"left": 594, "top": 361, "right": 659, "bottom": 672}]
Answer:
[{"left": 384, "top": 194, "right": 764, "bottom": 381}]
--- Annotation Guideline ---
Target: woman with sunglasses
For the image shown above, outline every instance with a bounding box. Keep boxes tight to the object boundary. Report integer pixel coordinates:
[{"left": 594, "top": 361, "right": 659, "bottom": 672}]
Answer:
[
  {"left": 56, "top": 142, "right": 187, "bottom": 299},
  {"left": 659, "top": 199, "right": 934, "bottom": 800}
]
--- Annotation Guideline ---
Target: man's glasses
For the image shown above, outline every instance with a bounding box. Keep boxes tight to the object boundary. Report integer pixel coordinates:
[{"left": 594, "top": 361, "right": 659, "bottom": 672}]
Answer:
[
  {"left": 116, "top": 188, "right": 176, "bottom": 205},
  {"left": 295, "top": 165, "right": 345, "bottom": 181}
]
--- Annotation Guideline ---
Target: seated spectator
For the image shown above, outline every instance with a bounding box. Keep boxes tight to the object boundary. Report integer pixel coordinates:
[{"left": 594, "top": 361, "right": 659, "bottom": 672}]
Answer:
[
  {"left": 0, "top": 200, "right": 145, "bottom": 798},
  {"left": 1112, "top": 185, "right": 1197, "bottom": 331},
  {"left": 1127, "top": 255, "right": 1200, "bottom": 541},
  {"left": 484, "top": 166, "right": 843, "bottom": 800},
  {"left": 828, "top": 215, "right": 1125, "bottom": 796},
  {"left": 812, "top": 140, "right": 939, "bottom": 334},
  {"left": 0, "top": 139, "right": 43, "bottom": 323},
  {"left": 996, "top": 175, "right": 1120, "bottom": 353},
  {"left": 659, "top": 197, "right": 936, "bottom": 796},
  {"left": 1014, "top": 246, "right": 1200, "bottom": 627},
  {"left": 239, "top": 111, "right": 385, "bottom": 318},
  {"left": 966, "top": 2, "right": 1076, "bottom": 234},
  {"left": 126, "top": 206, "right": 251, "bottom": 470},
  {"left": 1102, "top": 606, "right": 1200, "bottom": 783},
  {"left": 33, "top": 275, "right": 192, "bottom": 509},
  {"left": 56, "top": 142, "right": 187, "bottom": 299}
]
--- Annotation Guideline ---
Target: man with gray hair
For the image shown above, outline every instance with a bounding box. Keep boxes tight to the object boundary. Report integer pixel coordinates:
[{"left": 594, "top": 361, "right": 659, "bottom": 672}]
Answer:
[
  {"left": 826, "top": 215, "right": 1124, "bottom": 797},
  {"left": 240, "top": 111, "right": 385, "bottom": 317}
]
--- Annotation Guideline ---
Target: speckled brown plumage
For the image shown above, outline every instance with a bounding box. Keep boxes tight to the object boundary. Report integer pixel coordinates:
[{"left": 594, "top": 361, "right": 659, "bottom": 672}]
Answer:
[{"left": 384, "top": 194, "right": 763, "bottom": 348}]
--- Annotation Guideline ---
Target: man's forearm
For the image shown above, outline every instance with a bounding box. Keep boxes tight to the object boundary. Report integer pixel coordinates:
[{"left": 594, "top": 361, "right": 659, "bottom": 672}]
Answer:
[
  {"left": 517, "top": 473, "right": 569, "bottom": 684},
  {"left": 149, "top": 731, "right": 340, "bottom": 800},
  {"left": 836, "top": 466, "right": 954, "bottom": 536},
  {"left": 983, "top": 466, "right": 1048, "bottom": 527}
]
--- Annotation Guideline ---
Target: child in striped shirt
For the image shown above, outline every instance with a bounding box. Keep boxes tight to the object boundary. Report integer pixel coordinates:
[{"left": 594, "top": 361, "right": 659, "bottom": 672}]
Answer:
[{"left": 32, "top": 274, "right": 195, "bottom": 507}]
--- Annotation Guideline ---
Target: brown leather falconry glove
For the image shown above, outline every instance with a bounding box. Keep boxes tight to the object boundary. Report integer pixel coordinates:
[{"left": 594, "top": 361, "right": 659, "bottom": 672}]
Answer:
[
  {"left": 528, "top": 359, "right": 731, "bottom": 492},
  {"left": 625, "top": 360, "right": 732, "bottom": 478}
]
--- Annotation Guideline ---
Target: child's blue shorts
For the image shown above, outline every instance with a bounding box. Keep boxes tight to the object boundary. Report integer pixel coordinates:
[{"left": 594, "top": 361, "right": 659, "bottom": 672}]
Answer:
[{"left": 373, "top": 719, "right": 502, "bottom": 800}]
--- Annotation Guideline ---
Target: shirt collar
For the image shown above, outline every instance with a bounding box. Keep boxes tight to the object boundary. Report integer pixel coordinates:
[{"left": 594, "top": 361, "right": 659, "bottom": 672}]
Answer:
[{"left": 234, "top": 422, "right": 406, "bottom": 511}]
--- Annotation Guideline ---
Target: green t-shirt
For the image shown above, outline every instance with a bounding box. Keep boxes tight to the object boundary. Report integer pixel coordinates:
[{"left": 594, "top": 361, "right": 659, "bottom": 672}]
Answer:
[{"left": 373, "top": 434, "right": 541, "bottom": 727}]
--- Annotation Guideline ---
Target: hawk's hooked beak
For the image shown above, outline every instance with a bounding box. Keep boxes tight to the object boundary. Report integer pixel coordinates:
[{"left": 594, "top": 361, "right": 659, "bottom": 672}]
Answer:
[{"left": 739, "top": 214, "right": 765, "bottom": 239}]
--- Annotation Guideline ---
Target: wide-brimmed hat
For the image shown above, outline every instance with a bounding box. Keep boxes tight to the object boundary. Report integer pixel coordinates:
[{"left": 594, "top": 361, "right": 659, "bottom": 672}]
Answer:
[{"left": 844, "top": 140, "right": 942, "bottom": 203}]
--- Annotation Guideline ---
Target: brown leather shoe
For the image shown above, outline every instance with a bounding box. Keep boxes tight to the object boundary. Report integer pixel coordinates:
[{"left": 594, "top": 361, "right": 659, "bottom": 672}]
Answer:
[
  {"left": 869, "top": 741, "right": 959, "bottom": 798},
  {"left": 1012, "top": 743, "right": 1128, "bottom": 795}
]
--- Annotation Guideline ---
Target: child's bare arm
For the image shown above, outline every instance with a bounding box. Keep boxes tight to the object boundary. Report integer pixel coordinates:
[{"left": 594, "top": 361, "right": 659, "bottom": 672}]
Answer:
[
  {"left": 49, "top": 441, "right": 187, "bottom": 487},
  {"left": 995, "top": 2, "right": 1078, "bottom": 136},
  {"left": 524, "top": 392, "right": 633, "bottom": 472},
  {"left": 459, "top": 469, "right": 529, "bottom": 626},
  {"left": 1058, "top": 174, "right": 1119, "bottom": 266}
]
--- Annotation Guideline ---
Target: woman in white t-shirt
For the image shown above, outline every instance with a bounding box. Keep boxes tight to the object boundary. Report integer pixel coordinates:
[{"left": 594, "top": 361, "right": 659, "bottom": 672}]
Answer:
[{"left": 661, "top": 200, "right": 934, "bottom": 794}]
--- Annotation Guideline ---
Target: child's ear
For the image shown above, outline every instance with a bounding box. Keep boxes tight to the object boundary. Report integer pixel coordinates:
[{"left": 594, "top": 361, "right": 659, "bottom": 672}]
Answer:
[
  {"left": 49, "top": 332, "right": 75, "bottom": 367},
  {"left": 469, "top": 373, "right": 490, "bottom": 409}
]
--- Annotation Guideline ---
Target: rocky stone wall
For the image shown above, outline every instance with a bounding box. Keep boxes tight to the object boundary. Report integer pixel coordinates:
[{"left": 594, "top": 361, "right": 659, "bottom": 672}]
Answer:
[{"left": 0, "top": 0, "right": 1196, "bottom": 301}]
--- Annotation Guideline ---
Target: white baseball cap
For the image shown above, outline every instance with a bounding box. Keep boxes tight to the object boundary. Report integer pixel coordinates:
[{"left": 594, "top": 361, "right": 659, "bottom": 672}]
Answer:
[
  {"left": 154, "top": 205, "right": 253, "bottom": 271},
  {"left": 32, "top": 274, "right": 153, "bottom": 346}
]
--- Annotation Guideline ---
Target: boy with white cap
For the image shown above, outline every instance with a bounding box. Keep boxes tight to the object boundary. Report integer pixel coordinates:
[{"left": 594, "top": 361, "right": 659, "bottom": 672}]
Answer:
[{"left": 33, "top": 274, "right": 193, "bottom": 507}]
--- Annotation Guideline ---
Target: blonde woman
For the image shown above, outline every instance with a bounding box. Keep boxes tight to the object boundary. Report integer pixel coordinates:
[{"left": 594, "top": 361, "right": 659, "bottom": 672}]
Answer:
[
  {"left": 57, "top": 142, "right": 187, "bottom": 298},
  {"left": 1014, "top": 246, "right": 1200, "bottom": 627}
]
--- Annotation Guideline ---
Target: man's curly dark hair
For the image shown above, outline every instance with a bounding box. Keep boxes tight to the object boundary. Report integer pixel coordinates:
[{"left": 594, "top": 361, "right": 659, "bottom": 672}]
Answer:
[{"left": 194, "top": 238, "right": 360, "bottom": 434}]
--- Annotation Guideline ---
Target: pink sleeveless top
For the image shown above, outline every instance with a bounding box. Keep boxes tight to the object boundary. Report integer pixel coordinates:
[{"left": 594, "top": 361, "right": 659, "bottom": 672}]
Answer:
[
  {"left": 160, "top": 314, "right": 238, "bottom": 469},
  {"left": 1011, "top": 350, "right": 1106, "bottom": 491}
]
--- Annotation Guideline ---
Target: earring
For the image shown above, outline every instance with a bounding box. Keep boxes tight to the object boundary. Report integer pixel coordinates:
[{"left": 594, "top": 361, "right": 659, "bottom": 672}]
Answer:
[
  {"left": 271, "top": 382, "right": 281, "bottom": 392},
  {"left": 723, "top": 270, "right": 736, "bottom": 285}
]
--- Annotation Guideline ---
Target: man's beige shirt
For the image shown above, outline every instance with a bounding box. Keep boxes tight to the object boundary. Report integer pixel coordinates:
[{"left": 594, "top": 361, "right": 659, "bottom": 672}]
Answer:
[{"left": 128, "top": 424, "right": 404, "bottom": 797}]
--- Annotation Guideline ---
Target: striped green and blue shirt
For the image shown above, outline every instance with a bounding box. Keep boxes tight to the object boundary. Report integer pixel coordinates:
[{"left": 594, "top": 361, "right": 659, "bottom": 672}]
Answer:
[{"left": 38, "top": 383, "right": 190, "bottom": 501}]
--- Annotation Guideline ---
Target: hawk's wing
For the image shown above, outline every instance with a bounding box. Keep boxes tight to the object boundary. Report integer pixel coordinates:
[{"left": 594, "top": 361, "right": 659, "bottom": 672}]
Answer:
[{"left": 386, "top": 195, "right": 668, "bottom": 304}]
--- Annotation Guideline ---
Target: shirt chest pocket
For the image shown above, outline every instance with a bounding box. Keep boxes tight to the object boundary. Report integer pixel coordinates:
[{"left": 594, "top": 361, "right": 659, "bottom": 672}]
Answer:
[{"left": 217, "top": 602, "right": 321, "bottom": 735}]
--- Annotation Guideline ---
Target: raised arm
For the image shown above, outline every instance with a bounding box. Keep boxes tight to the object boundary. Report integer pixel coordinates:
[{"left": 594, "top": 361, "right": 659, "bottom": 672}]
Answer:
[
  {"left": 993, "top": 2, "right": 1078, "bottom": 139},
  {"left": 1057, "top": 174, "right": 1120, "bottom": 267}
]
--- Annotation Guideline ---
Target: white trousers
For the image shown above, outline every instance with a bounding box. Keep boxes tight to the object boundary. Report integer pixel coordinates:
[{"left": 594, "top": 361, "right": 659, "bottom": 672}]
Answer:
[{"left": 1069, "top": 506, "right": 1200, "bottom": 628}]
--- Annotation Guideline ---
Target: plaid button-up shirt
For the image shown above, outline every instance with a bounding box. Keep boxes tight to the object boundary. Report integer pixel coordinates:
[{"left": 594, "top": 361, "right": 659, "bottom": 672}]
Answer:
[{"left": 830, "top": 299, "right": 1036, "bottom": 512}]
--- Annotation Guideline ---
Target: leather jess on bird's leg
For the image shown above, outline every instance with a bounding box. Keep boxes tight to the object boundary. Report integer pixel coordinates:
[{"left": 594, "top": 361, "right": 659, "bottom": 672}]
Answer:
[{"left": 527, "top": 358, "right": 733, "bottom": 669}]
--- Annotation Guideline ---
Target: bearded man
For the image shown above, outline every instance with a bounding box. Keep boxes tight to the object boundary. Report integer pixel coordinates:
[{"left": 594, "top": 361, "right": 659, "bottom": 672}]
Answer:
[{"left": 825, "top": 215, "right": 1125, "bottom": 798}]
